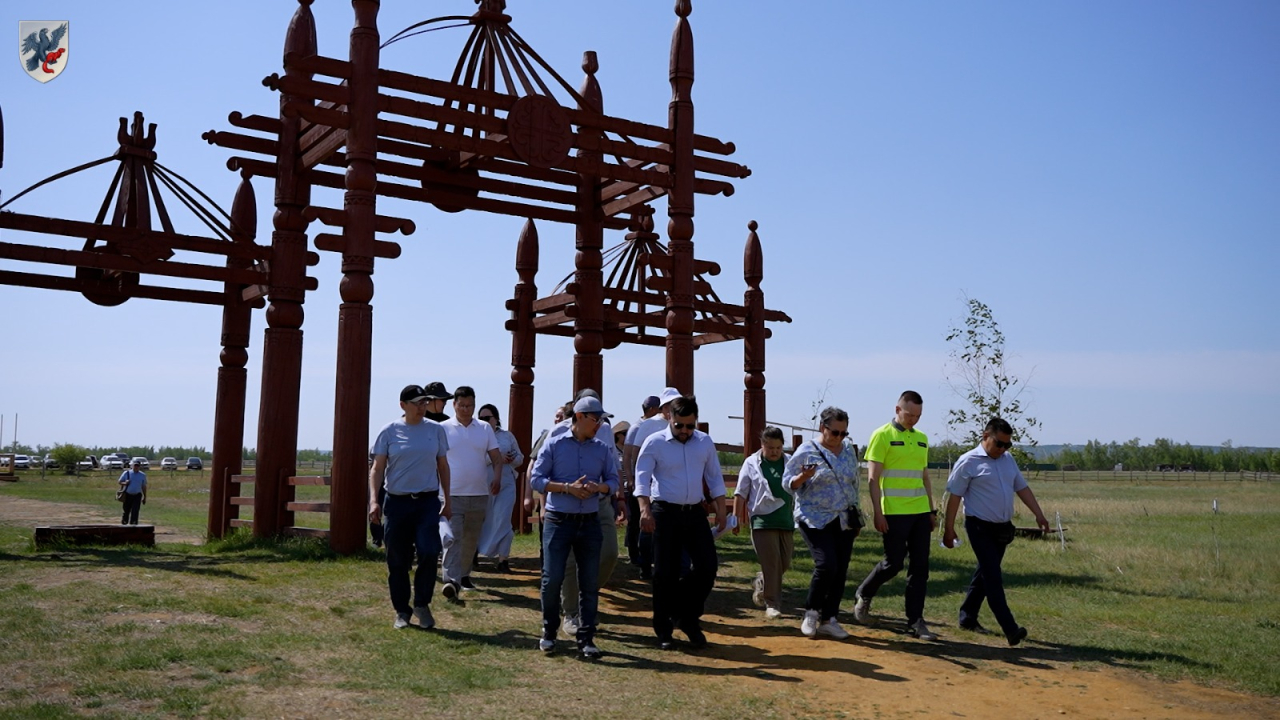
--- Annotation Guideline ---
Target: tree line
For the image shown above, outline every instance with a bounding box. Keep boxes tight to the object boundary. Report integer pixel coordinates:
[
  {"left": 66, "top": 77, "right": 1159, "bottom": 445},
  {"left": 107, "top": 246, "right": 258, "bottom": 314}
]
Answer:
[{"left": 927, "top": 438, "right": 1279, "bottom": 473}]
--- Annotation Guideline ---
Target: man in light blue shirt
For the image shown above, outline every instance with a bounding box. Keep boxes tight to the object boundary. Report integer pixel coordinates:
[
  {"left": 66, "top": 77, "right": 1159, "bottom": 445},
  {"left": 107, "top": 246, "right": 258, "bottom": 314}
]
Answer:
[
  {"left": 118, "top": 461, "right": 148, "bottom": 526},
  {"left": 529, "top": 396, "right": 619, "bottom": 659},
  {"left": 635, "top": 394, "right": 726, "bottom": 650},
  {"left": 943, "top": 417, "right": 1050, "bottom": 646}
]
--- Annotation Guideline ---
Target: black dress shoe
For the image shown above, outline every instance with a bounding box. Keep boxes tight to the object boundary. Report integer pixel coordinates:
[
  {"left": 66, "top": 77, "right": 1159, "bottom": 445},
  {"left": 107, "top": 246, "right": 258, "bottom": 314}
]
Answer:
[
  {"left": 680, "top": 622, "right": 707, "bottom": 649},
  {"left": 1007, "top": 626, "right": 1028, "bottom": 646},
  {"left": 495, "top": 560, "right": 511, "bottom": 573},
  {"left": 959, "top": 621, "right": 991, "bottom": 635},
  {"left": 460, "top": 576, "right": 476, "bottom": 590},
  {"left": 579, "top": 641, "right": 604, "bottom": 659},
  {"left": 658, "top": 635, "right": 676, "bottom": 650}
]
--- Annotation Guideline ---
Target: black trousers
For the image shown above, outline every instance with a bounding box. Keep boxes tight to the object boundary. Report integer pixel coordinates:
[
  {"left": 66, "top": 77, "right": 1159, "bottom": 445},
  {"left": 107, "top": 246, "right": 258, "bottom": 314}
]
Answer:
[
  {"left": 799, "top": 517, "right": 859, "bottom": 620},
  {"left": 625, "top": 491, "right": 653, "bottom": 570},
  {"left": 856, "top": 512, "right": 932, "bottom": 623},
  {"left": 958, "top": 516, "right": 1019, "bottom": 637},
  {"left": 651, "top": 502, "right": 717, "bottom": 637},
  {"left": 121, "top": 493, "right": 142, "bottom": 525}
]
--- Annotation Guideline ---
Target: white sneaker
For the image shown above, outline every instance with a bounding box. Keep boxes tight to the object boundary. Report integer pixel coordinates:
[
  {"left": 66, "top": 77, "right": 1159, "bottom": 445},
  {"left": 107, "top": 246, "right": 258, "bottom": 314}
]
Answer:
[
  {"left": 561, "top": 614, "right": 581, "bottom": 638},
  {"left": 393, "top": 613, "right": 411, "bottom": 629},
  {"left": 800, "top": 609, "right": 820, "bottom": 638},
  {"left": 852, "top": 593, "right": 872, "bottom": 624},
  {"left": 765, "top": 607, "right": 783, "bottom": 620},
  {"left": 817, "top": 618, "right": 850, "bottom": 640},
  {"left": 751, "top": 572, "right": 765, "bottom": 608},
  {"left": 908, "top": 618, "right": 938, "bottom": 641}
]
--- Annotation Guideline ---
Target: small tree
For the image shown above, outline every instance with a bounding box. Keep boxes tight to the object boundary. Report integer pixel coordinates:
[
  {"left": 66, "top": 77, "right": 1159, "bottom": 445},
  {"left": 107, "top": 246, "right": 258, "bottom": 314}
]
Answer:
[
  {"left": 944, "top": 296, "right": 1042, "bottom": 466},
  {"left": 50, "top": 443, "right": 85, "bottom": 475}
]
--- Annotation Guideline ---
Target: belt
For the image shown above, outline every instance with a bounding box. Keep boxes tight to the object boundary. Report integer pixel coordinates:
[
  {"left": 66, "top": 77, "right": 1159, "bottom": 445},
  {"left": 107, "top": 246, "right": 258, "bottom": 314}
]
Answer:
[
  {"left": 655, "top": 500, "right": 704, "bottom": 511},
  {"left": 546, "top": 510, "right": 597, "bottom": 519},
  {"left": 387, "top": 490, "right": 439, "bottom": 500}
]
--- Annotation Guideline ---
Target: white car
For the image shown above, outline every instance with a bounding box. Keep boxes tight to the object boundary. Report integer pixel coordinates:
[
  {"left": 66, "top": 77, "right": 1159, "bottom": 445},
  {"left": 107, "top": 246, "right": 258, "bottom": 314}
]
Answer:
[
  {"left": 160, "top": 457, "right": 178, "bottom": 471},
  {"left": 131, "top": 457, "right": 150, "bottom": 470},
  {"left": 102, "top": 456, "right": 125, "bottom": 471},
  {"left": 12, "top": 455, "right": 32, "bottom": 469}
]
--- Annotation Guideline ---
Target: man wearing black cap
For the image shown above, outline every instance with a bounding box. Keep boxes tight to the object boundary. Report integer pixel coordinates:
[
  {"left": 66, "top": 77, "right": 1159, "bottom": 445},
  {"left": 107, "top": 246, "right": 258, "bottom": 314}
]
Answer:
[
  {"left": 368, "top": 385, "right": 452, "bottom": 629},
  {"left": 422, "top": 382, "right": 453, "bottom": 422}
]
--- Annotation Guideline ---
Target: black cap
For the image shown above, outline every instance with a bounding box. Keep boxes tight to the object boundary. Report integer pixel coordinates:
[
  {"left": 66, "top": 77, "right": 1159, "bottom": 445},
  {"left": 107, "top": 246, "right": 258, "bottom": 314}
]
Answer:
[
  {"left": 400, "top": 384, "right": 429, "bottom": 403},
  {"left": 423, "top": 381, "right": 454, "bottom": 400}
]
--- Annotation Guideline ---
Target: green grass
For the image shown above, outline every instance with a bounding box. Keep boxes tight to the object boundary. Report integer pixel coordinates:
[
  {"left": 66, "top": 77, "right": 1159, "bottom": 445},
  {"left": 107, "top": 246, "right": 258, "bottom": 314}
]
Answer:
[{"left": 0, "top": 472, "right": 1277, "bottom": 716}]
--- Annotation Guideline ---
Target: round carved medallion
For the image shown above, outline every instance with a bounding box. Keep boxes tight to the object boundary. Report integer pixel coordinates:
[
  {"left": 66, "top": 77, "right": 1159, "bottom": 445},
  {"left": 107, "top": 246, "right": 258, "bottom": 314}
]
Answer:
[{"left": 507, "top": 94, "right": 573, "bottom": 169}]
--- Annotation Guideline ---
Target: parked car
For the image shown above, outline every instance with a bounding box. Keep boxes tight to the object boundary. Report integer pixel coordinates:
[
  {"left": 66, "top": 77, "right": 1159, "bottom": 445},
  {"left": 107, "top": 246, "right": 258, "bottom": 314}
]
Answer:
[
  {"left": 12, "top": 455, "right": 32, "bottom": 470},
  {"left": 77, "top": 455, "right": 99, "bottom": 471},
  {"left": 102, "top": 456, "right": 125, "bottom": 471},
  {"left": 160, "top": 457, "right": 178, "bottom": 471},
  {"left": 187, "top": 457, "right": 203, "bottom": 470},
  {"left": 131, "top": 457, "right": 150, "bottom": 470},
  {"left": 43, "top": 455, "right": 59, "bottom": 469}
]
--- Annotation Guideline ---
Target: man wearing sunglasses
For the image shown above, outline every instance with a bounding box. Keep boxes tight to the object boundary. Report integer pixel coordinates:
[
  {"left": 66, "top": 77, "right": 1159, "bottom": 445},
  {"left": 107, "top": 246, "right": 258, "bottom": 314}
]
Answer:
[
  {"left": 635, "top": 394, "right": 727, "bottom": 650},
  {"left": 942, "top": 418, "right": 1050, "bottom": 646}
]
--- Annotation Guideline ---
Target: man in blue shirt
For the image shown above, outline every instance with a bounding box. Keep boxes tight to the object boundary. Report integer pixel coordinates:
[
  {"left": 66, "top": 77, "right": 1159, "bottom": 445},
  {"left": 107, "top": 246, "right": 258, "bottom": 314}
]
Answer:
[
  {"left": 529, "top": 395, "right": 620, "bottom": 659},
  {"left": 635, "top": 394, "right": 727, "bottom": 650},
  {"left": 118, "top": 460, "right": 148, "bottom": 526},
  {"left": 942, "top": 417, "right": 1050, "bottom": 646}
]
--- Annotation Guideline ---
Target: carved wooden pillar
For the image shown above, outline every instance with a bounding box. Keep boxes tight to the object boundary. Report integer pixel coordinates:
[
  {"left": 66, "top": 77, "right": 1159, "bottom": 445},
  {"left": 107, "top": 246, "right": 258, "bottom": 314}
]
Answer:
[
  {"left": 507, "top": 219, "right": 538, "bottom": 533},
  {"left": 255, "top": 0, "right": 315, "bottom": 537},
  {"left": 743, "top": 220, "right": 766, "bottom": 457},
  {"left": 573, "top": 52, "right": 605, "bottom": 397},
  {"left": 665, "top": 1, "right": 697, "bottom": 394},
  {"left": 329, "top": 0, "right": 381, "bottom": 555},
  {"left": 210, "top": 172, "right": 257, "bottom": 539}
]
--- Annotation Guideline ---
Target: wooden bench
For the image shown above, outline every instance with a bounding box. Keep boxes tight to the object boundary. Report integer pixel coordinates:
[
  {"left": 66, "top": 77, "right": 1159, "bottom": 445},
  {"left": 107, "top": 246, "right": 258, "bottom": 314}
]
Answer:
[{"left": 35, "top": 524, "right": 155, "bottom": 547}]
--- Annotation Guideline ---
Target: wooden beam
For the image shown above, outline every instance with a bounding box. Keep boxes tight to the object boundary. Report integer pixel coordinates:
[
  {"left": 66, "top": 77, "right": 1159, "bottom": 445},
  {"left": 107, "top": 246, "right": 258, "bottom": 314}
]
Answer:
[
  {"left": 0, "top": 240, "right": 267, "bottom": 286},
  {"left": 0, "top": 270, "right": 235, "bottom": 306},
  {"left": 0, "top": 211, "right": 270, "bottom": 261}
]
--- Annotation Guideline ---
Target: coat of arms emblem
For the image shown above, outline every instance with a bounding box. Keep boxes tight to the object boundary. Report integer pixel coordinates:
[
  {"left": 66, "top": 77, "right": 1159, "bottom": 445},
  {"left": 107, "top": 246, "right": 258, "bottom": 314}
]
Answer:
[{"left": 20, "top": 20, "right": 69, "bottom": 83}]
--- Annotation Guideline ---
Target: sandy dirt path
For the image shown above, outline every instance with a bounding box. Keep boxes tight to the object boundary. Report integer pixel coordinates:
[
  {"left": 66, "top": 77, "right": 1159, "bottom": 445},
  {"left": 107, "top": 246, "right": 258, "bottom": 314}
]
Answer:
[{"left": 0, "top": 495, "right": 203, "bottom": 545}]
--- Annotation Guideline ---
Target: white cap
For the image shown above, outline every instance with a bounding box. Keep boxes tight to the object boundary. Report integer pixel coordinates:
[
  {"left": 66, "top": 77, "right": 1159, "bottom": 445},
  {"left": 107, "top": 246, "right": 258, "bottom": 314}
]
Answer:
[{"left": 659, "top": 387, "right": 682, "bottom": 407}]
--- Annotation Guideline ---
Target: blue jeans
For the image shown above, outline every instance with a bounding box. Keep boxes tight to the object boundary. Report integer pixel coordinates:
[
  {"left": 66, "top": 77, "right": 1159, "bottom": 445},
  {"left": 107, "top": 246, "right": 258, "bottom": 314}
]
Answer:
[
  {"left": 540, "top": 511, "right": 603, "bottom": 643},
  {"left": 383, "top": 492, "right": 442, "bottom": 615},
  {"left": 958, "top": 516, "right": 1019, "bottom": 637}
]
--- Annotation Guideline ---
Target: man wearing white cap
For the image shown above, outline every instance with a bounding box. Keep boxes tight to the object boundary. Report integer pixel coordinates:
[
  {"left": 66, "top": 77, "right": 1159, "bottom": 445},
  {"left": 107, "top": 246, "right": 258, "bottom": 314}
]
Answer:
[{"left": 530, "top": 395, "right": 620, "bottom": 659}]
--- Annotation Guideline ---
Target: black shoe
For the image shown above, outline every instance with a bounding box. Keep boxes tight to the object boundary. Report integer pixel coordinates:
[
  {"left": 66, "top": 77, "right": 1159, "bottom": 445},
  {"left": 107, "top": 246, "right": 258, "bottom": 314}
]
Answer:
[
  {"left": 460, "top": 576, "right": 476, "bottom": 590},
  {"left": 959, "top": 621, "right": 991, "bottom": 635},
  {"left": 680, "top": 622, "right": 707, "bottom": 649},
  {"left": 657, "top": 635, "right": 676, "bottom": 651},
  {"left": 441, "top": 581, "right": 459, "bottom": 601},
  {"left": 639, "top": 567, "right": 652, "bottom": 580},
  {"left": 1007, "top": 626, "right": 1028, "bottom": 647},
  {"left": 495, "top": 560, "right": 511, "bottom": 573},
  {"left": 579, "top": 641, "right": 603, "bottom": 659}
]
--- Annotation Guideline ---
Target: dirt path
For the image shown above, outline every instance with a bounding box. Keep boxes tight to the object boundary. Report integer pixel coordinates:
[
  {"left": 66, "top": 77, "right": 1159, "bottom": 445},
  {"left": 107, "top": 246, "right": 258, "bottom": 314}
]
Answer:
[
  {"left": 0, "top": 496, "right": 203, "bottom": 545},
  {"left": 593, "top": 569, "right": 1278, "bottom": 719}
]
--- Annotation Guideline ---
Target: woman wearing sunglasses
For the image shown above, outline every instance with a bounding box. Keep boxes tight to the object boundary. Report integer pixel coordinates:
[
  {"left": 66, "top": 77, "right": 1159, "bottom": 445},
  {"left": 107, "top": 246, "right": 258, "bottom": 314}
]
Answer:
[
  {"left": 477, "top": 403, "right": 524, "bottom": 572},
  {"left": 783, "top": 406, "right": 862, "bottom": 640}
]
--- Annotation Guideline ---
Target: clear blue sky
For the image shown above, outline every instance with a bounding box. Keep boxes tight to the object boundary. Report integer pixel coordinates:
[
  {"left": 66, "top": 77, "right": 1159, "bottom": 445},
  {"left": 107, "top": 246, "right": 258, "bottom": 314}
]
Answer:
[{"left": 2, "top": 1, "right": 1277, "bottom": 452}]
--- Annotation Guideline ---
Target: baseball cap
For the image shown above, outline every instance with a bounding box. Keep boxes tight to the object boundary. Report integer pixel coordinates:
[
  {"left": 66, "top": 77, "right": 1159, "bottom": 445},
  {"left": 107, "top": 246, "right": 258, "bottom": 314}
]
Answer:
[
  {"left": 573, "top": 396, "right": 607, "bottom": 416},
  {"left": 659, "top": 387, "right": 682, "bottom": 407},
  {"left": 422, "top": 382, "right": 453, "bottom": 400},
  {"left": 641, "top": 395, "right": 661, "bottom": 410},
  {"left": 400, "top": 384, "right": 429, "bottom": 403}
]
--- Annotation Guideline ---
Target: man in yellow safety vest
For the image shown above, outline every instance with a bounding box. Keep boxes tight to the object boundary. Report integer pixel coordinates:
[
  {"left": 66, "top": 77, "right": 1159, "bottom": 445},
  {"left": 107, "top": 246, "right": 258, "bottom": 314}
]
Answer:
[{"left": 852, "top": 390, "right": 939, "bottom": 640}]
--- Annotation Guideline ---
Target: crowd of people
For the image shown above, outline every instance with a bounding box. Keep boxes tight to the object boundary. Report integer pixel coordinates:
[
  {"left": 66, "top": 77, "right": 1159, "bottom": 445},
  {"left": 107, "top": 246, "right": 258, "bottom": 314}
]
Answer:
[{"left": 368, "top": 384, "right": 1050, "bottom": 659}]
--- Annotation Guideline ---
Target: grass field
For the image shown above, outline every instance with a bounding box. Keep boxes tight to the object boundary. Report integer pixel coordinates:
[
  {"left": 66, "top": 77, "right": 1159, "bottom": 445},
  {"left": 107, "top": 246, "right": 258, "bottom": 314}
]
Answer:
[{"left": 0, "top": 469, "right": 1277, "bottom": 717}]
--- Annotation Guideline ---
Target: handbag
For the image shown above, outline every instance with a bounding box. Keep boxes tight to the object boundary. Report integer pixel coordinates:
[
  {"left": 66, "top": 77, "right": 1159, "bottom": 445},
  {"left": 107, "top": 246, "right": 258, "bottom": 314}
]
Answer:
[
  {"left": 807, "top": 441, "right": 864, "bottom": 532},
  {"left": 116, "top": 487, "right": 126, "bottom": 502}
]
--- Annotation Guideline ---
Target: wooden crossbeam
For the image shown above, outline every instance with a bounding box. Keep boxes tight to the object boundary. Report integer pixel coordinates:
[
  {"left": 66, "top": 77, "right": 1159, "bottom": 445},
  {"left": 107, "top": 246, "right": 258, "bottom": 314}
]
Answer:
[
  {"left": 0, "top": 240, "right": 267, "bottom": 286},
  {"left": 0, "top": 211, "right": 270, "bottom": 262},
  {"left": 641, "top": 274, "right": 714, "bottom": 296},
  {"left": 0, "top": 270, "right": 236, "bottom": 307},
  {"left": 313, "top": 233, "right": 402, "bottom": 259},
  {"left": 645, "top": 254, "right": 721, "bottom": 276},
  {"left": 286, "top": 502, "right": 331, "bottom": 513},
  {"left": 304, "top": 206, "right": 416, "bottom": 236}
]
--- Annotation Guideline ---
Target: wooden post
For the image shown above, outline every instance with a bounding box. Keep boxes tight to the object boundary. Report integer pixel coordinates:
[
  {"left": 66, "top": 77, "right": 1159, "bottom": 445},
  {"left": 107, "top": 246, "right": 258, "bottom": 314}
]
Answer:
[
  {"left": 328, "top": 0, "right": 381, "bottom": 555},
  {"left": 508, "top": 219, "right": 538, "bottom": 534},
  {"left": 209, "top": 171, "right": 256, "bottom": 539},
  {"left": 743, "top": 220, "right": 765, "bottom": 457},
  {"left": 665, "top": 0, "right": 697, "bottom": 394},
  {"left": 573, "top": 52, "right": 605, "bottom": 397},
  {"left": 255, "top": 0, "right": 315, "bottom": 537}
]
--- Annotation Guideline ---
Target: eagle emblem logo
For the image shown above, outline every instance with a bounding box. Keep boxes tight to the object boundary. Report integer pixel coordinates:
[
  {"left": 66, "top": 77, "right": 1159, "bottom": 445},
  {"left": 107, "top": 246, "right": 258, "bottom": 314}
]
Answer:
[{"left": 19, "top": 20, "right": 69, "bottom": 83}]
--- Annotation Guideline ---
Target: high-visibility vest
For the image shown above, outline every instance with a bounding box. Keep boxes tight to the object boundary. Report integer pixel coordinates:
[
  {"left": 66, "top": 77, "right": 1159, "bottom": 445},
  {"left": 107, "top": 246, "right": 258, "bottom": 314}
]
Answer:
[{"left": 865, "top": 421, "right": 930, "bottom": 515}]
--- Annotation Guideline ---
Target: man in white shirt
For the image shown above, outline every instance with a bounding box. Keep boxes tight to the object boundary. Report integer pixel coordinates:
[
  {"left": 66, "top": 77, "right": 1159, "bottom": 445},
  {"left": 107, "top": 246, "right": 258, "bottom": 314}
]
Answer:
[
  {"left": 635, "top": 394, "right": 727, "bottom": 650},
  {"left": 440, "top": 385, "right": 502, "bottom": 599},
  {"left": 623, "top": 387, "right": 680, "bottom": 579}
]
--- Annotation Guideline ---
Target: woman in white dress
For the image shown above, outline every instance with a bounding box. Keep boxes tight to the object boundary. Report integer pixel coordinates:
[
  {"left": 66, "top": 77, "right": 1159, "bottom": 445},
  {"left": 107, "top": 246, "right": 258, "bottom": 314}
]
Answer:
[{"left": 477, "top": 403, "right": 524, "bottom": 571}]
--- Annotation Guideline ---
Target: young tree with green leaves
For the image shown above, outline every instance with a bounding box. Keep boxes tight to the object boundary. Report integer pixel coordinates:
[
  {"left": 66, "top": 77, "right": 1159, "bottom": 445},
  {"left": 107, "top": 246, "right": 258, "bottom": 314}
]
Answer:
[{"left": 944, "top": 296, "right": 1042, "bottom": 466}]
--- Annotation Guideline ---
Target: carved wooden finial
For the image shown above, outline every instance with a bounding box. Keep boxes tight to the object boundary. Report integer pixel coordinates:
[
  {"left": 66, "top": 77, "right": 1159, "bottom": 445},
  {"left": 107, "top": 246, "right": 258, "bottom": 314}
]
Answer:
[
  {"left": 675, "top": 0, "right": 692, "bottom": 18},
  {"left": 231, "top": 174, "right": 258, "bottom": 243},
  {"left": 582, "top": 50, "right": 598, "bottom": 77},
  {"left": 744, "top": 220, "right": 763, "bottom": 285},
  {"left": 285, "top": 0, "right": 318, "bottom": 58},
  {"left": 516, "top": 218, "right": 540, "bottom": 275}
]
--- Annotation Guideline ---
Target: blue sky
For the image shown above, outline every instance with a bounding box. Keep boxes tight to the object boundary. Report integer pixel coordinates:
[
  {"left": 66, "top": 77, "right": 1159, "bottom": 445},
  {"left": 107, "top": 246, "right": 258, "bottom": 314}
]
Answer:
[{"left": 2, "top": 1, "right": 1277, "bottom": 452}]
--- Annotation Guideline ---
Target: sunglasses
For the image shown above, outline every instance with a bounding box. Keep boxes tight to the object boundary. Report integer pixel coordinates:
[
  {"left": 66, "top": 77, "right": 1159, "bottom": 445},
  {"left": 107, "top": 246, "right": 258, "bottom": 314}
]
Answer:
[
  {"left": 479, "top": 415, "right": 495, "bottom": 421},
  {"left": 673, "top": 422, "right": 697, "bottom": 430},
  {"left": 993, "top": 439, "right": 1013, "bottom": 449},
  {"left": 824, "top": 427, "right": 850, "bottom": 438},
  {"left": 582, "top": 412, "right": 603, "bottom": 422}
]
